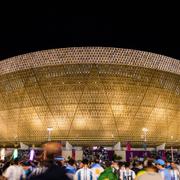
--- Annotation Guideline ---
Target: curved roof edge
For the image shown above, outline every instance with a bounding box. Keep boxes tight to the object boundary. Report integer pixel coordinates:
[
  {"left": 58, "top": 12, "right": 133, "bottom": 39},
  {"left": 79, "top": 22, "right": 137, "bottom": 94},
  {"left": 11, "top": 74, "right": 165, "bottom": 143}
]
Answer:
[{"left": 0, "top": 47, "right": 180, "bottom": 75}]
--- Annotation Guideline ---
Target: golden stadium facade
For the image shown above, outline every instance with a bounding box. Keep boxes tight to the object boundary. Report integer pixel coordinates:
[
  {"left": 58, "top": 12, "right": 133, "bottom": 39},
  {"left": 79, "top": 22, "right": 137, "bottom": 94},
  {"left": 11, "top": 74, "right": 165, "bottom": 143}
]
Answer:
[{"left": 0, "top": 47, "right": 180, "bottom": 147}]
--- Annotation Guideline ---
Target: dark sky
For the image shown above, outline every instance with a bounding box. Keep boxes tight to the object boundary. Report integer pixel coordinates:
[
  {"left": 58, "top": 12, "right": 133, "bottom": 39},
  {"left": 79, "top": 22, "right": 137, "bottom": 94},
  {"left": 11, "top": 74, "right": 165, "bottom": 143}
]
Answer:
[{"left": 0, "top": 10, "right": 180, "bottom": 60}]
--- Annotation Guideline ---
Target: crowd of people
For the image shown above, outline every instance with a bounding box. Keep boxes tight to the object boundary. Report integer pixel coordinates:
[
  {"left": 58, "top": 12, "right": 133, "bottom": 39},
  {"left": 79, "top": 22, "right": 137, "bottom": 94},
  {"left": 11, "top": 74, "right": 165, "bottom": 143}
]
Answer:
[{"left": 0, "top": 142, "right": 179, "bottom": 180}]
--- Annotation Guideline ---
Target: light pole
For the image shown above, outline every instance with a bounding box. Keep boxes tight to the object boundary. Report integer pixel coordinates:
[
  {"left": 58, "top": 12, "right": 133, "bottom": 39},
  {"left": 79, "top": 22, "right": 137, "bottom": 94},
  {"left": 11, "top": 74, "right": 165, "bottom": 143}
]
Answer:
[
  {"left": 47, "top": 127, "right": 53, "bottom": 141},
  {"left": 171, "top": 136, "right": 174, "bottom": 162},
  {"left": 142, "top": 128, "right": 148, "bottom": 151},
  {"left": 142, "top": 128, "right": 148, "bottom": 142}
]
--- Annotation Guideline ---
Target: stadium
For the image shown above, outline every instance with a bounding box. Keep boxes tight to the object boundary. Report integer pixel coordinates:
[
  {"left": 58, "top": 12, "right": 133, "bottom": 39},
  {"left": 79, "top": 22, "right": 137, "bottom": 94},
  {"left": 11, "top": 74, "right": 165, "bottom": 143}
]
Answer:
[{"left": 0, "top": 47, "right": 180, "bottom": 147}]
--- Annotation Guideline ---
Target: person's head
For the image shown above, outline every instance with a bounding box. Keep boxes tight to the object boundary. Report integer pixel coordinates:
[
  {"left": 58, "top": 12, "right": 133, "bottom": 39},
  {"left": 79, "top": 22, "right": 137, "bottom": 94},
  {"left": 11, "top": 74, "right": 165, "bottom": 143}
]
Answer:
[
  {"left": 112, "top": 161, "right": 119, "bottom": 169},
  {"left": 144, "top": 160, "right": 158, "bottom": 172},
  {"left": 68, "top": 158, "right": 75, "bottom": 166},
  {"left": 43, "top": 141, "right": 62, "bottom": 160},
  {"left": 124, "top": 162, "right": 130, "bottom": 169},
  {"left": 81, "top": 159, "right": 89, "bottom": 168},
  {"left": 165, "top": 160, "right": 171, "bottom": 166},
  {"left": 118, "top": 161, "right": 124, "bottom": 168},
  {"left": 79, "top": 162, "right": 84, "bottom": 169},
  {"left": 13, "top": 158, "right": 19, "bottom": 165},
  {"left": 94, "top": 158, "right": 100, "bottom": 164},
  {"left": 54, "top": 156, "right": 65, "bottom": 167},
  {"left": 171, "top": 162, "right": 177, "bottom": 169},
  {"left": 155, "top": 159, "right": 165, "bottom": 169},
  {"left": 22, "top": 161, "right": 31, "bottom": 167},
  {"left": 104, "top": 161, "right": 111, "bottom": 168}
]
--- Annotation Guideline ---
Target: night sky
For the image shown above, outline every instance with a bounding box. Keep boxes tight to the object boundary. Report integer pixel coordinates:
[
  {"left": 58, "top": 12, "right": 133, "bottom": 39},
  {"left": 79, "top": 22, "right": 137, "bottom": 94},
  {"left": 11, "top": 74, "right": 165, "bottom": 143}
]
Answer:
[{"left": 0, "top": 12, "right": 180, "bottom": 61}]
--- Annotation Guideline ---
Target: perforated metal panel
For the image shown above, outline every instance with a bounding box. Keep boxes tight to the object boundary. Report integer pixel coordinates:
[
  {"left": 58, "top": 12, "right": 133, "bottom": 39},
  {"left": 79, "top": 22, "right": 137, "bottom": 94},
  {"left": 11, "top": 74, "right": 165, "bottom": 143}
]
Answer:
[{"left": 0, "top": 47, "right": 180, "bottom": 147}]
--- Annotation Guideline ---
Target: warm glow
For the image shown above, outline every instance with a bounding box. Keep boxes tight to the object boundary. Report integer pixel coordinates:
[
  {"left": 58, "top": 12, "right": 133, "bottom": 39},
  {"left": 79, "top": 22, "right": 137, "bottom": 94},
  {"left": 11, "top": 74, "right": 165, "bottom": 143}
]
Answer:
[
  {"left": 47, "top": 127, "right": 53, "bottom": 131},
  {"left": 142, "top": 127, "right": 148, "bottom": 132},
  {"left": 112, "top": 105, "right": 124, "bottom": 116}
]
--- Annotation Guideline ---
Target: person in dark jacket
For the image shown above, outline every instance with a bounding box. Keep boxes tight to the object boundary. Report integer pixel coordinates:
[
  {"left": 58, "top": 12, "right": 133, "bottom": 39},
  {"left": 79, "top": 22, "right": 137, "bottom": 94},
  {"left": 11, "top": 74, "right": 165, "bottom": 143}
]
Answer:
[{"left": 29, "top": 142, "right": 70, "bottom": 180}]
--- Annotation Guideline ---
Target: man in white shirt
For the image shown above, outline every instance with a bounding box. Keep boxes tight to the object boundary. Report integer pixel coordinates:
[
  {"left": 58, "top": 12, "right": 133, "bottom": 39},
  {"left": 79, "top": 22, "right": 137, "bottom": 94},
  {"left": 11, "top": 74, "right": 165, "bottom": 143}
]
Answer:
[
  {"left": 170, "top": 162, "right": 180, "bottom": 180},
  {"left": 74, "top": 159, "right": 96, "bottom": 180},
  {"left": 120, "top": 162, "right": 136, "bottom": 180},
  {"left": 3, "top": 158, "right": 26, "bottom": 180}
]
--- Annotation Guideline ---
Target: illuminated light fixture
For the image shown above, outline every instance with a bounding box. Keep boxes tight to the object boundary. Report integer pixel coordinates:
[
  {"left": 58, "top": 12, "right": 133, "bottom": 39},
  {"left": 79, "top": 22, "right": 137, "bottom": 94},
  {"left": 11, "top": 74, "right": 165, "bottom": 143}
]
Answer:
[
  {"left": 142, "top": 128, "right": 148, "bottom": 132},
  {"left": 47, "top": 127, "right": 53, "bottom": 131}
]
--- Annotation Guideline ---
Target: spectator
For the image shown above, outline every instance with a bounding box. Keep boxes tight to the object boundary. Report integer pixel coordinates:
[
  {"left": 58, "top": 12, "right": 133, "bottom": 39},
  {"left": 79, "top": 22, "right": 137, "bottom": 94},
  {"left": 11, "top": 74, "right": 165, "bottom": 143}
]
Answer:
[
  {"left": 74, "top": 159, "right": 96, "bottom": 180},
  {"left": 3, "top": 158, "right": 26, "bottom": 180},
  {"left": 155, "top": 159, "right": 171, "bottom": 180},
  {"left": 136, "top": 160, "right": 162, "bottom": 180},
  {"left": 98, "top": 161, "right": 118, "bottom": 180},
  {"left": 120, "top": 162, "right": 136, "bottom": 180}
]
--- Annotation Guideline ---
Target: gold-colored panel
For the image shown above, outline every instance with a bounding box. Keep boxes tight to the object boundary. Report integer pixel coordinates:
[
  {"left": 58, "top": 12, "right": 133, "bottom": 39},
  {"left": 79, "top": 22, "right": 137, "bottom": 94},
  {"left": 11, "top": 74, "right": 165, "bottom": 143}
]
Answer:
[{"left": 0, "top": 48, "right": 180, "bottom": 147}]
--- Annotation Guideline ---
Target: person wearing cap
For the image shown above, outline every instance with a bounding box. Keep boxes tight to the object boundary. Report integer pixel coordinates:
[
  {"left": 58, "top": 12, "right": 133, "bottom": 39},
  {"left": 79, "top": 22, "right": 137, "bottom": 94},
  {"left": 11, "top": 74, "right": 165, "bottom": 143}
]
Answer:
[
  {"left": 74, "top": 159, "right": 96, "bottom": 180},
  {"left": 155, "top": 159, "right": 171, "bottom": 180},
  {"left": 136, "top": 160, "right": 162, "bottom": 180}
]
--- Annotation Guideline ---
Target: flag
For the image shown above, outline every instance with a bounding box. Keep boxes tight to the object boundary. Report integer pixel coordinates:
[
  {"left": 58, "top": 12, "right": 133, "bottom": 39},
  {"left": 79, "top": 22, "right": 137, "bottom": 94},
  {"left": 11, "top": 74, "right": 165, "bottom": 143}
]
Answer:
[
  {"left": 126, "top": 141, "right": 131, "bottom": 151},
  {"left": 143, "top": 142, "right": 147, "bottom": 150},
  {"left": 0, "top": 148, "right": 5, "bottom": 161},
  {"left": 13, "top": 149, "right": 18, "bottom": 159},
  {"left": 29, "top": 149, "right": 35, "bottom": 161},
  {"left": 156, "top": 143, "right": 166, "bottom": 151},
  {"left": 113, "top": 142, "right": 121, "bottom": 151},
  {"left": 65, "top": 141, "right": 73, "bottom": 150},
  {"left": 20, "top": 142, "right": 29, "bottom": 150}
]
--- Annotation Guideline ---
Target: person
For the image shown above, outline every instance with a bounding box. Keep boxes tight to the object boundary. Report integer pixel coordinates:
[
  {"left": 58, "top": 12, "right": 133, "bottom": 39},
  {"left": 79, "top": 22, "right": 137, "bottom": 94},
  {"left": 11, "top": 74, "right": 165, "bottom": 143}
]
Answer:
[
  {"left": 28, "top": 160, "right": 48, "bottom": 178},
  {"left": 21, "top": 161, "right": 33, "bottom": 177},
  {"left": 91, "top": 159, "right": 104, "bottom": 179},
  {"left": 66, "top": 158, "right": 76, "bottom": 180},
  {"left": 136, "top": 160, "right": 163, "bottom": 180},
  {"left": 74, "top": 159, "right": 96, "bottom": 180},
  {"left": 98, "top": 161, "right": 118, "bottom": 180},
  {"left": 131, "top": 161, "right": 143, "bottom": 175},
  {"left": 170, "top": 161, "right": 180, "bottom": 180},
  {"left": 3, "top": 158, "right": 26, "bottom": 180},
  {"left": 120, "top": 162, "right": 136, "bottom": 180},
  {"left": 165, "top": 160, "right": 171, "bottom": 170},
  {"left": 155, "top": 159, "right": 171, "bottom": 180},
  {"left": 29, "top": 141, "right": 70, "bottom": 180},
  {"left": 117, "top": 161, "right": 125, "bottom": 179}
]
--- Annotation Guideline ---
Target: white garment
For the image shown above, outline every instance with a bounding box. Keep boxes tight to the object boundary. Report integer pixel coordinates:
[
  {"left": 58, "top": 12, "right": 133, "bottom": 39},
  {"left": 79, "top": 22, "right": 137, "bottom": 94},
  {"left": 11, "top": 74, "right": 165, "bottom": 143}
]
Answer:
[
  {"left": 120, "top": 169, "right": 136, "bottom": 180},
  {"left": 170, "top": 169, "right": 180, "bottom": 180},
  {"left": 74, "top": 167, "right": 96, "bottom": 180},
  {"left": 3, "top": 165, "right": 25, "bottom": 180}
]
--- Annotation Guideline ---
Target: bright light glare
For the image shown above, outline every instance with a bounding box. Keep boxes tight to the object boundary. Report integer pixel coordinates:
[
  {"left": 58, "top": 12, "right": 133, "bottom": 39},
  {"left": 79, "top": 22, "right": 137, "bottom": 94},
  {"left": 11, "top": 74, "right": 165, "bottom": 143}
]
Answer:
[
  {"left": 142, "top": 127, "right": 148, "bottom": 132},
  {"left": 47, "top": 127, "right": 53, "bottom": 131}
]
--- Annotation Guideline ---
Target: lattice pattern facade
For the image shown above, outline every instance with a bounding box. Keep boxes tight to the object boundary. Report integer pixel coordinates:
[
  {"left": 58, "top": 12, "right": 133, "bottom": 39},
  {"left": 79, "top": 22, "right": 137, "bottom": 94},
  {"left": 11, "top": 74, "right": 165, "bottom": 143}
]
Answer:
[{"left": 0, "top": 47, "right": 180, "bottom": 146}]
